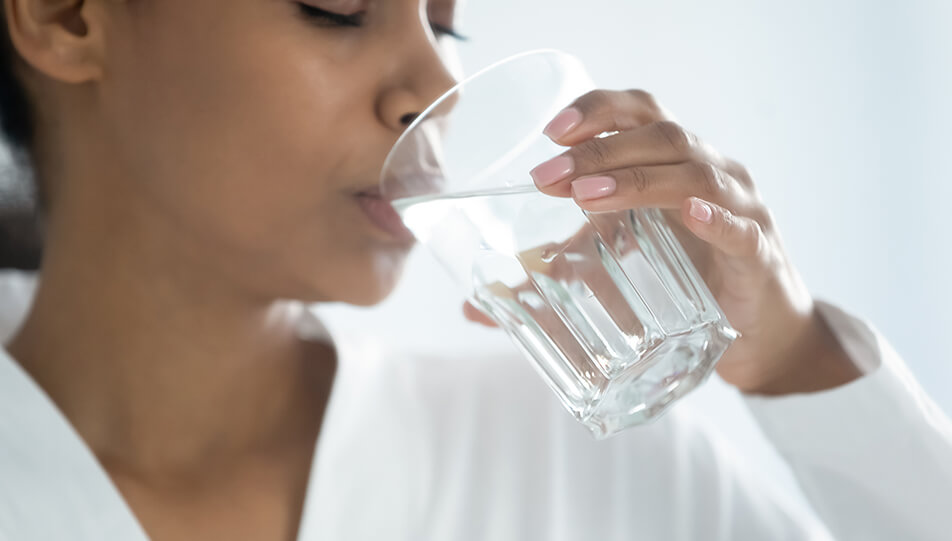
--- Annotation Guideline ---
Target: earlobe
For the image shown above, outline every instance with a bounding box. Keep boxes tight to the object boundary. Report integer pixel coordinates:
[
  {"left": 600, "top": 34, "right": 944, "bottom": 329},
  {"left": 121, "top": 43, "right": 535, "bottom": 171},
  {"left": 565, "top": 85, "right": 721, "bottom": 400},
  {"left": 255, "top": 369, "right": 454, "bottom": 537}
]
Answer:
[{"left": 4, "top": 0, "right": 103, "bottom": 85}]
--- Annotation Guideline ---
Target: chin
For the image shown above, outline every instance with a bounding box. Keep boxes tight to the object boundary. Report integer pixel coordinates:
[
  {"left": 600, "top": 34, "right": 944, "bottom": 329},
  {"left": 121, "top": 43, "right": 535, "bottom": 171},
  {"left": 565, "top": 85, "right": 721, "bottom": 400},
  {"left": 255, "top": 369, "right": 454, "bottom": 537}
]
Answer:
[
  {"left": 358, "top": 249, "right": 412, "bottom": 305},
  {"left": 309, "top": 245, "right": 412, "bottom": 307}
]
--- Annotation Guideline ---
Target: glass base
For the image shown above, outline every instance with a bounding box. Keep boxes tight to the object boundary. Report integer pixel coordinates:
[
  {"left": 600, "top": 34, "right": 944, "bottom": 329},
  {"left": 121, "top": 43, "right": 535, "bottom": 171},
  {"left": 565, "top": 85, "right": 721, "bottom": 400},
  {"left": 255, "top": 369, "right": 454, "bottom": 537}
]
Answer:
[{"left": 578, "top": 321, "right": 735, "bottom": 439}]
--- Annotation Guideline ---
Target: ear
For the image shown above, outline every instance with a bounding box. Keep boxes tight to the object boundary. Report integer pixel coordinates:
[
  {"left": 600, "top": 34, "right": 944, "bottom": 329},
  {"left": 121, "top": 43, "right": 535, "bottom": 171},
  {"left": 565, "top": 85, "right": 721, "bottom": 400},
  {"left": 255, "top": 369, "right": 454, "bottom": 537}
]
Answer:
[{"left": 3, "top": 0, "right": 105, "bottom": 84}]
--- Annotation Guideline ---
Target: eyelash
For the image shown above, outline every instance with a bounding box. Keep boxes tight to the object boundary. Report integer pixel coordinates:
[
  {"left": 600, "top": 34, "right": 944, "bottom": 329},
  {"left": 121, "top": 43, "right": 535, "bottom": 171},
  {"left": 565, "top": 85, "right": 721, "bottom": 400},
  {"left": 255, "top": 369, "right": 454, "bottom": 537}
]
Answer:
[{"left": 297, "top": 3, "right": 470, "bottom": 42}]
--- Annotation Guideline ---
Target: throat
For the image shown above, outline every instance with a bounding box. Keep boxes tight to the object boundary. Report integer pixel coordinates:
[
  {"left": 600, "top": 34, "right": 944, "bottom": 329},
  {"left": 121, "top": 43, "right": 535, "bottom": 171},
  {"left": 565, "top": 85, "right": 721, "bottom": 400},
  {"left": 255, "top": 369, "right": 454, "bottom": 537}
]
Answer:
[{"left": 7, "top": 282, "right": 339, "bottom": 476}]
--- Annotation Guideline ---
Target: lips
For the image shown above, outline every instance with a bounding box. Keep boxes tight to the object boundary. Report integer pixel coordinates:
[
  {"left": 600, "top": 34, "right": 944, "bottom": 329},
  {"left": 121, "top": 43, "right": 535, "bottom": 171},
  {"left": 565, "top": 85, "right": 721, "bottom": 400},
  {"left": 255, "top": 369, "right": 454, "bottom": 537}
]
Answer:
[
  {"left": 353, "top": 122, "right": 448, "bottom": 241},
  {"left": 354, "top": 192, "right": 415, "bottom": 243}
]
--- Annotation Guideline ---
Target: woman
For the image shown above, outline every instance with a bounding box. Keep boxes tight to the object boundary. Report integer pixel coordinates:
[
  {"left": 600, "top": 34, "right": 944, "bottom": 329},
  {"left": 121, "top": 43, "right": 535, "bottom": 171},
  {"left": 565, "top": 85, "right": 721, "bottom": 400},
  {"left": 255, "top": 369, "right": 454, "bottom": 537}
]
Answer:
[{"left": 0, "top": 0, "right": 950, "bottom": 539}]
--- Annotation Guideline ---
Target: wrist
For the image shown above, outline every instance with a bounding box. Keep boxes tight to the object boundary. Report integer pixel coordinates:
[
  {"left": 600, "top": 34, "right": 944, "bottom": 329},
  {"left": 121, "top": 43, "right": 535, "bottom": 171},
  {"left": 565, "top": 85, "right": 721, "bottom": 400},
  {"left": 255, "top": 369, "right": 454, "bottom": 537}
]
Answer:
[{"left": 736, "top": 307, "right": 863, "bottom": 396}]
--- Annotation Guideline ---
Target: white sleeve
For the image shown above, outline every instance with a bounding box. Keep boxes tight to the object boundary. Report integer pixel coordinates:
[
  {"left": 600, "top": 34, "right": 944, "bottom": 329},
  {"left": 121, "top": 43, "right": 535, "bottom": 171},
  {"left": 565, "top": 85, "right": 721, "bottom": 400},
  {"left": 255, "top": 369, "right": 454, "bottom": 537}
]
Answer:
[{"left": 742, "top": 300, "right": 952, "bottom": 541}]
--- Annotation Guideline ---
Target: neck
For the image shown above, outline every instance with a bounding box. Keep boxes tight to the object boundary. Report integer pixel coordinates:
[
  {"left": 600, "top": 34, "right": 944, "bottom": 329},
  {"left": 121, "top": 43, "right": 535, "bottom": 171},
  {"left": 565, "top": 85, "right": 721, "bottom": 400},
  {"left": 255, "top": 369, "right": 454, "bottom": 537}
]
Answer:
[{"left": 7, "top": 189, "right": 336, "bottom": 477}]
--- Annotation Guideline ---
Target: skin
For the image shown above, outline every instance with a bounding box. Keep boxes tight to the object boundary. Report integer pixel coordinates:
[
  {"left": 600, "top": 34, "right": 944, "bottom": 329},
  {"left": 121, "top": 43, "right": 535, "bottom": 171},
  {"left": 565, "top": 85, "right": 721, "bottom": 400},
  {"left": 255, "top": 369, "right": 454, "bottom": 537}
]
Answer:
[
  {"left": 4, "top": 0, "right": 463, "bottom": 538},
  {"left": 1, "top": 0, "right": 859, "bottom": 538}
]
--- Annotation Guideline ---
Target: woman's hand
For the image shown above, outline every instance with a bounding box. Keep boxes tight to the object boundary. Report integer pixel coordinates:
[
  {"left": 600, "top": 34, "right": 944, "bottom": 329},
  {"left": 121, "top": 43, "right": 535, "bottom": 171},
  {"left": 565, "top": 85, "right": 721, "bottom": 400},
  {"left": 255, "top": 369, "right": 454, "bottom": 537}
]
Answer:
[{"left": 464, "top": 89, "right": 861, "bottom": 396}]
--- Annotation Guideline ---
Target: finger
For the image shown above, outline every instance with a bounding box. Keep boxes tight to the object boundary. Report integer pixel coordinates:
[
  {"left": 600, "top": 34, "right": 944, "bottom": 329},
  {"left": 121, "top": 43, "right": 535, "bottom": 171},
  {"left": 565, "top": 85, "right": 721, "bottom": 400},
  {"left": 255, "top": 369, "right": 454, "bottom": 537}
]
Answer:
[
  {"left": 567, "top": 162, "right": 745, "bottom": 214},
  {"left": 681, "top": 197, "right": 769, "bottom": 264},
  {"left": 531, "top": 121, "right": 727, "bottom": 197},
  {"left": 544, "top": 89, "right": 676, "bottom": 146},
  {"left": 463, "top": 300, "right": 498, "bottom": 327}
]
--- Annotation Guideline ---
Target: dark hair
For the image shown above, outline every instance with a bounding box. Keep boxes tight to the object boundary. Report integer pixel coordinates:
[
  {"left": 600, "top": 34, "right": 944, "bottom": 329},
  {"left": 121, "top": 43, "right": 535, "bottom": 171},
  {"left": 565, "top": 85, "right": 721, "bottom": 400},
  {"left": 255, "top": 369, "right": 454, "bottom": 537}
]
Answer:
[
  {"left": 0, "top": 7, "right": 34, "bottom": 156},
  {"left": 0, "top": 7, "right": 43, "bottom": 270}
]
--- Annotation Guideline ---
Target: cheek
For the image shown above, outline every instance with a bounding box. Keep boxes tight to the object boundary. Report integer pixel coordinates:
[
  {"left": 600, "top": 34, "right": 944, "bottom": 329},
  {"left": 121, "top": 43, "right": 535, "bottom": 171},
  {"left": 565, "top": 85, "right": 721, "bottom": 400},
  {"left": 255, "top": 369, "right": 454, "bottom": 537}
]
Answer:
[
  {"left": 101, "top": 9, "right": 369, "bottom": 253},
  {"left": 265, "top": 211, "right": 410, "bottom": 304},
  {"left": 96, "top": 3, "right": 412, "bottom": 303}
]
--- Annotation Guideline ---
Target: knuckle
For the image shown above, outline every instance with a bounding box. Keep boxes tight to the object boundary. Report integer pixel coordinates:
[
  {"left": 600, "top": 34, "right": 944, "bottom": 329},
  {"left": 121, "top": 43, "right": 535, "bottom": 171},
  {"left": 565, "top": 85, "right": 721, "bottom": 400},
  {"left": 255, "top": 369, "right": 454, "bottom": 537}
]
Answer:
[
  {"left": 626, "top": 167, "right": 651, "bottom": 192},
  {"left": 691, "top": 161, "right": 724, "bottom": 195},
  {"left": 718, "top": 208, "right": 772, "bottom": 263},
  {"left": 719, "top": 207, "right": 736, "bottom": 232},
  {"left": 590, "top": 89, "right": 614, "bottom": 104},
  {"left": 727, "top": 159, "right": 754, "bottom": 188},
  {"left": 627, "top": 89, "right": 660, "bottom": 111},
  {"left": 751, "top": 207, "right": 775, "bottom": 231},
  {"left": 581, "top": 137, "right": 611, "bottom": 169},
  {"left": 749, "top": 221, "right": 769, "bottom": 260},
  {"left": 731, "top": 216, "right": 766, "bottom": 260},
  {"left": 655, "top": 121, "right": 695, "bottom": 155},
  {"left": 574, "top": 89, "right": 613, "bottom": 116}
]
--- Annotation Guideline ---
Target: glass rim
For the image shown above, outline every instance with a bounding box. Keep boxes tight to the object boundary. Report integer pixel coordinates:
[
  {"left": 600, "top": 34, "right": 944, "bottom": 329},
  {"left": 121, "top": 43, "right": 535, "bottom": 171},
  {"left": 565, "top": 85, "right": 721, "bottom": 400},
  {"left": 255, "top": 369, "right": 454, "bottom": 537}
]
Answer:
[{"left": 380, "top": 47, "right": 579, "bottom": 185}]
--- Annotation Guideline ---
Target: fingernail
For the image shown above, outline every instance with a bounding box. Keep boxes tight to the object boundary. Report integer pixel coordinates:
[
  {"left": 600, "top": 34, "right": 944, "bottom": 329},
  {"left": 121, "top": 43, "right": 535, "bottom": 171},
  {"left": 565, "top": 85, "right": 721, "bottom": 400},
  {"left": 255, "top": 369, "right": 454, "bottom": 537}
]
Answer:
[
  {"left": 572, "top": 176, "right": 616, "bottom": 201},
  {"left": 543, "top": 107, "right": 583, "bottom": 140},
  {"left": 530, "top": 156, "right": 574, "bottom": 187},
  {"left": 690, "top": 198, "right": 713, "bottom": 223}
]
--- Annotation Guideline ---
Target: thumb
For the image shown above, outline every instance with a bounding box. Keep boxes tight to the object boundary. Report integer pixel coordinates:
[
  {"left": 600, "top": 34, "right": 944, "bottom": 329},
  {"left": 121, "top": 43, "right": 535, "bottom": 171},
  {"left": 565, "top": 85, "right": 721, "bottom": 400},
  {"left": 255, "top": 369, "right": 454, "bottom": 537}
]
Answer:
[{"left": 681, "top": 197, "right": 770, "bottom": 272}]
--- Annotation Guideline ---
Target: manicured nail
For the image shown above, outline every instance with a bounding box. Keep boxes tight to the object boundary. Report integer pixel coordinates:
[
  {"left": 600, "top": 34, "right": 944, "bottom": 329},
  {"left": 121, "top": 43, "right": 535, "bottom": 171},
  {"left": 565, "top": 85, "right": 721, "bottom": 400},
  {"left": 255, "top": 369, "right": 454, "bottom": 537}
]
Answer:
[
  {"left": 543, "top": 107, "right": 583, "bottom": 140},
  {"left": 530, "top": 156, "right": 574, "bottom": 187},
  {"left": 572, "top": 176, "right": 616, "bottom": 201},
  {"left": 690, "top": 198, "right": 713, "bottom": 223}
]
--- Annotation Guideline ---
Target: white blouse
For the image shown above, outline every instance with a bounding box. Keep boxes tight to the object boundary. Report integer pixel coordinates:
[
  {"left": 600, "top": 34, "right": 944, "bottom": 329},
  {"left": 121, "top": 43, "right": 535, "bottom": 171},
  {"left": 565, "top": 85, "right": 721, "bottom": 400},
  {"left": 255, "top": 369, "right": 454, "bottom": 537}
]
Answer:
[{"left": 0, "top": 270, "right": 950, "bottom": 541}]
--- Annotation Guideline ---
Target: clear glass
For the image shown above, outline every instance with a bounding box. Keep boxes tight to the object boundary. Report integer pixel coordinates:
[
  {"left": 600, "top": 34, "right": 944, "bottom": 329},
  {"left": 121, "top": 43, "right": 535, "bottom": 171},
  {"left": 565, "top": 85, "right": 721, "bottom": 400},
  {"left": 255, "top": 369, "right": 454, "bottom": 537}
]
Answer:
[{"left": 380, "top": 49, "right": 738, "bottom": 439}]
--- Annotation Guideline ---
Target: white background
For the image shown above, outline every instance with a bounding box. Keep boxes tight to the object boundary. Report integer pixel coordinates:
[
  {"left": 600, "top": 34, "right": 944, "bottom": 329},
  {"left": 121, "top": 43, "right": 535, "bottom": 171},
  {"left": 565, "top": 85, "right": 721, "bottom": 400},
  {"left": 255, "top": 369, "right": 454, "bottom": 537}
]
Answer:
[{"left": 317, "top": 0, "right": 952, "bottom": 520}]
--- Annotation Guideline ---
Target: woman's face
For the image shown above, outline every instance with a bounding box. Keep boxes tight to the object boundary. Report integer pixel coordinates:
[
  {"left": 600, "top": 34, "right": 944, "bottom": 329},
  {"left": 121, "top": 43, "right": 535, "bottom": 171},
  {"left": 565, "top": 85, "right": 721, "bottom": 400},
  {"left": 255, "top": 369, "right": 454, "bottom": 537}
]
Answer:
[{"left": 90, "top": 0, "right": 463, "bottom": 305}]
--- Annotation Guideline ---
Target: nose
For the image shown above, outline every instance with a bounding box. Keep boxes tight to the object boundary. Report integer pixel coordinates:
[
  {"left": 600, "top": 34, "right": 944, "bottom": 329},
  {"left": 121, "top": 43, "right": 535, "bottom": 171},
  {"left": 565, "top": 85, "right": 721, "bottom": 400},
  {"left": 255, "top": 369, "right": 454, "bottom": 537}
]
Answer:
[{"left": 377, "top": 26, "right": 462, "bottom": 133}]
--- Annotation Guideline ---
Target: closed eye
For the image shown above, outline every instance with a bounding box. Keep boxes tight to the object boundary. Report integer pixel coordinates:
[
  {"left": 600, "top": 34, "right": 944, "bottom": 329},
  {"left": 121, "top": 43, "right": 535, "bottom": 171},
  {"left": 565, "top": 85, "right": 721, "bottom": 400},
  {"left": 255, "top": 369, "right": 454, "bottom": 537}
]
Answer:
[
  {"left": 297, "top": 3, "right": 364, "bottom": 26},
  {"left": 296, "top": 3, "right": 469, "bottom": 41}
]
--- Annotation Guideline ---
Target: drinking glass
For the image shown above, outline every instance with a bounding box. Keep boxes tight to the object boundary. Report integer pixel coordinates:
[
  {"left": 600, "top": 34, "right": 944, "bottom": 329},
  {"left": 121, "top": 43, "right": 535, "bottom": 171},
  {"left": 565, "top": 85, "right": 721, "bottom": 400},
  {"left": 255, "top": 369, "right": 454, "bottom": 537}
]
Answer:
[{"left": 380, "top": 49, "right": 738, "bottom": 439}]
